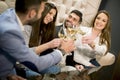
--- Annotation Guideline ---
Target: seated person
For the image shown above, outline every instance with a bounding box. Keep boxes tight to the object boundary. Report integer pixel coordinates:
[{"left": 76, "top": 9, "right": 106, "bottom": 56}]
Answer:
[
  {"left": 21, "top": 2, "right": 75, "bottom": 77},
  {"left": 55, "top": 10, "right": 115, "bottom": 73}
]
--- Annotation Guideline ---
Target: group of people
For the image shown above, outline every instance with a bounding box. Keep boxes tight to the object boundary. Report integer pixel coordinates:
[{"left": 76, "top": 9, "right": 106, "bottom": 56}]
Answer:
[
  {"left": 55, "top": 8, "right": 111, "bottom": 72},
  {"left": 0, "top": 0, "right": 114, "bottom": 79}
]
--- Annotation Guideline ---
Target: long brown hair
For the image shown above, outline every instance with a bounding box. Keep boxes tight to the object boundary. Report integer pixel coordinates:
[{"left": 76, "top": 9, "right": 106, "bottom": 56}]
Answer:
[
  {"left": 91, "top": 10, "right": 111, "bottom": 53},
  {"left": 29, "top": 2, "right": 58, "bottom": 47}
]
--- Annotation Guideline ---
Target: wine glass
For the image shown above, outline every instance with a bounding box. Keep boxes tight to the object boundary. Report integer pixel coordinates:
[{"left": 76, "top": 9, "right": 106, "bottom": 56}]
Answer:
[
  {"left": 77, "top": 29, "right": 86, "bottom": 35},
  {"left": 58, "top": 27, "right": 66, "bottom": 39},
  {"left": 67, "top": 25, "right": 77, "bottom": 40}
]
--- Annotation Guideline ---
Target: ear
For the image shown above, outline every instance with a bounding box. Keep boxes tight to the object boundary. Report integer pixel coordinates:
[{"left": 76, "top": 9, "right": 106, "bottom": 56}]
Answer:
[
  {"left": 76, "top": 23, "right": 80, "bottom": 27},
  {"left": 28, "top": 9, "right": 36, "bottom": 19}
]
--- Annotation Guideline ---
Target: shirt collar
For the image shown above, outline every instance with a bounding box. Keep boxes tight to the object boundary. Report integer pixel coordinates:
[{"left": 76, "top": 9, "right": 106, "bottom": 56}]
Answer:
[
  {"left": 16, "top": 14, "right": 24, "bottom": 31},
  {"left": 62, "top": 23, "right": 68, "bottom": 35}
]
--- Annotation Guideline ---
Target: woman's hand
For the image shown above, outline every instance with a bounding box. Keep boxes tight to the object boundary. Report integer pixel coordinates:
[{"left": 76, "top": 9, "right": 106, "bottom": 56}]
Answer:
[
  {"left": 60, "top": 39, "right": 75, "bottom": 53},
  {"left": 82, "top": 36, "right": 95, "bottom": 49},
  {"left": 82, "top": 36, "right": 93, "bottom": 44},
  {"left": 47, "top": 38, "right": 62, "bottom": 48}
]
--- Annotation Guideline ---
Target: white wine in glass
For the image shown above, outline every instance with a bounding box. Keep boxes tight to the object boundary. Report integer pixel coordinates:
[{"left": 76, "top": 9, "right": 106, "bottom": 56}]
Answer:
[
  {"left": 58, "top": 27, "right": 66, "bottom": 39},
  {"left": 67, "top": 25, "right": 77, "bottom": 40}
]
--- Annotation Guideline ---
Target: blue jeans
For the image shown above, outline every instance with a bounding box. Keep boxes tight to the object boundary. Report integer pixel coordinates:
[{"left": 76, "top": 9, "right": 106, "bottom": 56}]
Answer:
[
  {"left": 25, "top": 65, "right": 60, "bottom": 77},
  {"left": 40, "top": 65, "right": 60, "bottom": 74},
  {"left": 84, "top": 58, "right": 100, "bottom": 69},
  {"left": 25, "top": 68, "right": 40, "bottom": 78}
]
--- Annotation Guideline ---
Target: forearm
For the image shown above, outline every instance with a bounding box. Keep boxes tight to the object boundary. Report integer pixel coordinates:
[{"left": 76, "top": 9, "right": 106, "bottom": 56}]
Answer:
[
  {"left": 35, "top": 43, "right": 50, "bottom": 55},
  {"left": 88, "top": 41, "right": 107, "bottom": 56},
  {"left": 0, "top": 30, "right": 62, "bottom": 74},
  {"left": 94, "top": 44, "right": 107, "bottom": 56}
]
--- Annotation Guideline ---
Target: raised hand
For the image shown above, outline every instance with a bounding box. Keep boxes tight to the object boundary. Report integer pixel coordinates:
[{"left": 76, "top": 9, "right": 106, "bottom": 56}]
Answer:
[
  {"left": 82, "top": 36, "right": 94, "bottom": 45},
  {"left": 59, "top": 39, "right": 75, "bottom": 53},
  {"left": 47, "top": 38, "right": 62, "bottom": 48}
]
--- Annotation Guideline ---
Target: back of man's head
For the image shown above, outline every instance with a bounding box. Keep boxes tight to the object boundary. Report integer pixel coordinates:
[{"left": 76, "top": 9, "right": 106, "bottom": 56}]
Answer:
[
  {"left": 15, "top": 0, "right": 47, "bottom": 14},
  {"left": 70, "top": 10, "right": 83, "bottom": 23}
]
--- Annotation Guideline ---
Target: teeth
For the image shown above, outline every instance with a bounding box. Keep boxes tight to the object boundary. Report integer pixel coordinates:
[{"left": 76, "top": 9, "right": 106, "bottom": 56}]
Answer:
[
  {"left": 67, "top": 22, "right": 72, "bottom": 26},
  {"left": 96, "top": 23, "right": 101, "bottom": 27}
]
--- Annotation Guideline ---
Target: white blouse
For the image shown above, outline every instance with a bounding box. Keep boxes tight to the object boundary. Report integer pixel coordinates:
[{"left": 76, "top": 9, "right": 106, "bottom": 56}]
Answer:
[{"left": 74, "top": 26, "right": 107, "bottom": 66}]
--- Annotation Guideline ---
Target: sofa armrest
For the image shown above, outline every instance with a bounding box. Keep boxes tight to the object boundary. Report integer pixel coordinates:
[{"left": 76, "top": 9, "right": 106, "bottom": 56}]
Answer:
[{"left": 96, "top": 52, "right": 115, "bottom": 66}]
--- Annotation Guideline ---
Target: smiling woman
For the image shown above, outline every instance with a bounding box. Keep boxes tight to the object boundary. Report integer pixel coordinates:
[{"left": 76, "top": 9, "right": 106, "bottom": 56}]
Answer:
[
  {"left": 29, "top": 2, "right": 58, "bottom": 49},
  {"left": 22, "top": 2, "right": 61, "bottom": 77}
]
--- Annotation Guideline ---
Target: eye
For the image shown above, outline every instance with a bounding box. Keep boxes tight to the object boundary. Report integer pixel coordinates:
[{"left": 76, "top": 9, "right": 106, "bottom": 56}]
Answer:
[
  {"left": 73, "top": 18, "right": 77, "bottom": 22},
  {"left": 102, "top": 19, "right": 107, "bottom": 23},
  {"left": 69, "top": 15, "right": 72, "bottom": 18}
]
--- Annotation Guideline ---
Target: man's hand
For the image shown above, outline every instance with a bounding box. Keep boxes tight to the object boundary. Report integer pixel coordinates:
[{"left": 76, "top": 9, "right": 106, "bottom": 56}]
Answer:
[
  {"left": 7, "top": 75, "right": 26, "bottom": 80},
  {"left": 60, "top": 39, "right": 75, "bottom": 53}
]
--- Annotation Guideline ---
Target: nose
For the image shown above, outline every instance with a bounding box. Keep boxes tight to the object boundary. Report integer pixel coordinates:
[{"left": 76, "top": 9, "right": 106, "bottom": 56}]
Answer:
[
  {"left": 68, "top": 18, "right": 74, "bottom": 25},
  {"left": 97, "top": 19, "right": 103, "bottom": 23},
  {"left": 50, "top": 15, "right": 54, "bottom": 21},
  {"left": 69, "top": 18, "right": 73, "bottom": 22}
]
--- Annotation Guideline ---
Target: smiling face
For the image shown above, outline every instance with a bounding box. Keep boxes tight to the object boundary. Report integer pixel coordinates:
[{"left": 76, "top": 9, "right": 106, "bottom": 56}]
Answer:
[
  {"left": 94, "top": 13, "right": 108, "bottom": 31},
  {"left": 65, "top": 13, "right": 80, "bottom": 28},
  {"left": 43, "top": 8, "right": 56, "bottom": 24}
]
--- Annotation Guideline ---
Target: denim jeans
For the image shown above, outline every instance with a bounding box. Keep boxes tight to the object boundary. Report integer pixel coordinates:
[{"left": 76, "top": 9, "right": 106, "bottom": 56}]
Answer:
[
  {"left": 25, "top": 68, "right": 40, "bottom": 78},
  {"left": 40, "top": 65, "right": 60, "bottom": 74},
  {"left": 25, "top": 65, "right": 60, "bottom": 78},
  {"left": 84, "top": 58, "right": 100, "bottom": 69}
]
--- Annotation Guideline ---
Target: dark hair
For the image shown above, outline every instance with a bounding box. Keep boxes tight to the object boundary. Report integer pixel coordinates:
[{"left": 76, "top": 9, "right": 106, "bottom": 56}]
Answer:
[
  {"left": 70, "top": 10, "right": 83, "bottom": 23},
  {"left": 15, "top": 0, "right": 47, "bottom": 14},
  {"left": 40, "top": 3, "right": 58, "bottom": 44},
  {"left": 29, "top": 2, "right": 58, "bottom": 47}
]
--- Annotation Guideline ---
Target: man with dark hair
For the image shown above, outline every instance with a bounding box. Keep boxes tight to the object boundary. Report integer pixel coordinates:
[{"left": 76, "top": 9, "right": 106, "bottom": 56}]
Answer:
[
  {"left": 0, "top": 0, "right": 75, "bottom": 79},
  {"left": 55, "top": 9, "right": 83, "bottom": 71},
  {"left": 55, "top": 9, "right": 83, "bottom": 38}
]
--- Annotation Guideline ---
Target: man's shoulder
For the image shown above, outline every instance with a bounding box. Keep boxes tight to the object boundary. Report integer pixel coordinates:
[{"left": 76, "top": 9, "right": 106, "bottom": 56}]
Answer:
[
  {"left": 0, "top": 9, "right": 19, "bottom": 34},
  {"left": 0, "top": 20, "right": 19, "bottom": 34},
  {"left": 56, "top": 24, "right": 63, "bottom": 27},
  {"left": 56, "top": 24, "right": 63, "bottom": 30}
]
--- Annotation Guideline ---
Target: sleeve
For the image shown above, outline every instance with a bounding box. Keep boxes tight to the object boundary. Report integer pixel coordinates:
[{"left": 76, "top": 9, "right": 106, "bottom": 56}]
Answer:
[
  {"left": 0, "top": 30, "right": 62, "bottom": 72},
  {"left": 76, "top": 41, "right": 107, "bottom": 58},
  {"left": 80, "top": 26, "right": 107, "bottom": 56},
  {"left": 94, "top": 43, "right": 107, "bottom": 56},
  {"left": 66, "top": 52, "right": 80, "bottom": 67}
]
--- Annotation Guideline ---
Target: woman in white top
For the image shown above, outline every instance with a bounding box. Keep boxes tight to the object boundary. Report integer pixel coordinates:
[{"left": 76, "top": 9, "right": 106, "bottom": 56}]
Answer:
[{"left": 74, "top": 10, "right": 111, "bottom": 70}]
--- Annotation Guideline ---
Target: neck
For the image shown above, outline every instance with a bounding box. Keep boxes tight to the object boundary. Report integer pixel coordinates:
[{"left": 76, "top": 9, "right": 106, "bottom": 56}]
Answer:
[
  {"left": 16, "top": 13, "right": 27, "bottom": 25},
  {"left": 92, "top": 28, "right": 101, "bottom": 37}
]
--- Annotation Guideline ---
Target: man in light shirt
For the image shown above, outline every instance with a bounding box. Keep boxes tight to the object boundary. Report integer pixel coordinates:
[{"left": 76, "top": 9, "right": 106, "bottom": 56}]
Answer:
[{"left": 0, "top": 0, "right": 75, "bottom": 79}]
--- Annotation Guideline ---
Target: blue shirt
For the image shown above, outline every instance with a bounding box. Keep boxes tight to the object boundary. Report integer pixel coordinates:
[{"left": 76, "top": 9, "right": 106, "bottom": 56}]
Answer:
[{"left": 0, "top": 8, "right": 62, "bottom": 79}]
